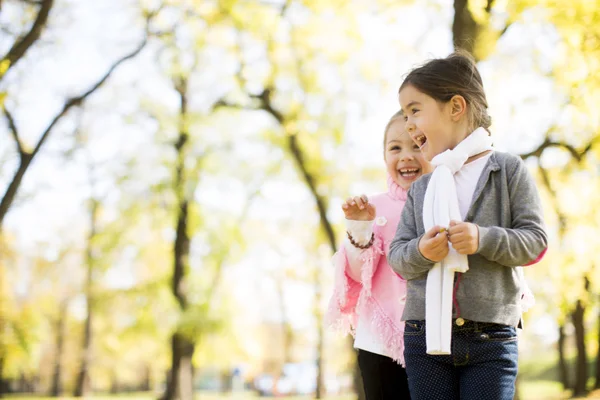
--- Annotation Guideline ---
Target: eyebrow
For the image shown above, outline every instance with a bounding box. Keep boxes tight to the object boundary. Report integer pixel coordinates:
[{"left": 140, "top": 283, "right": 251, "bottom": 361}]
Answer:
[{"left": 404, "top": 101, "right": 421, "bottom": 109}]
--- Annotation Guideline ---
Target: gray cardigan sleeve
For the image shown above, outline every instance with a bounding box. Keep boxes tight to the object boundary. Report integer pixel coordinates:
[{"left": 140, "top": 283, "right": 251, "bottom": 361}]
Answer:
[
  {"left": 387, "top": 188, "right": 435, "bottom": 280},
  {"left": 477, "top": 159, "right": 548, "bottom": 267}
]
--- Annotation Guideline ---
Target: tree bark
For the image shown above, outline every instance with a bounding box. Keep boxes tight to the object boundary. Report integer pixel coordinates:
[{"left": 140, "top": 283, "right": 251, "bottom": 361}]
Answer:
[
  {"left": 0, "top": 356, "right": 5, "bottom": 398},
  {"left": 74, "top": 199, "right": 99, "bottom": 397},
  {"left": 595, "top": 307, "right": 600, "bottom": 389},
  {"left": 275, "top": 276, "right": 292, "bottom": 365},
  {"left": 452, "top": 0, "right": 478, "bottom": 55},
  {"left": 50, "top": 300, "right": 67, "bottom": 397},
  {"left": 313, "top": 266, "right": 324, "bottom": 399},
  {"left": 142, "top": 365, "right": 152, "bottom": 392},
  {"left": 161, "top": 77, "right": 194, "bottom": 400},
  {"left": 557, "top": 324, "right": 570, "bottom": 391},
  {"left": 571, "top": 298, "right": 588, "bottom": 397}
]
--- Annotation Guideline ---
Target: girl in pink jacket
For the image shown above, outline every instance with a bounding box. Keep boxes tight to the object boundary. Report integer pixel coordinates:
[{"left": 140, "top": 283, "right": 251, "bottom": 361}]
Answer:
[{"left": 328, "top": 110, "right": 431, "bottom": 399}]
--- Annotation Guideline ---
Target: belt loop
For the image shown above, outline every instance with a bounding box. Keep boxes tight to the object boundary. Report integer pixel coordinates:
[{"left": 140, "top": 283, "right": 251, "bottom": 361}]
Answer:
[{"left": 474, "top": 321, "right": 479, "bottom": 332}]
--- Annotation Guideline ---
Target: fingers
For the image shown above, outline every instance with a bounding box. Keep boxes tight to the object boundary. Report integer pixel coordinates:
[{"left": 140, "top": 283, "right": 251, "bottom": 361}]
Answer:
[
  {"left": 342, "top": 197, "right": 353, "bottom": 210},
  {"left": 448, "top": 221, "right": 465, "bottom": 235},
  {"left": 429, "top": 232, "right": 449, "bottom": 250},
  {"left": 354, "top": 195, "right": 368, "bottom": 210},
  {"left": 343, "top": 195, "right": 368, "bottom": 209},
  {"left": 424, "top": 225, "right": 444, "bottom": 239}
]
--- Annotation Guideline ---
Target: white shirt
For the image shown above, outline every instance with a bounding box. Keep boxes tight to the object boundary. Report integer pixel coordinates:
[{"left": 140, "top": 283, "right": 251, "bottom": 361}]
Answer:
[{"left": 454, "top": 153, "right": 492, "bottom": 220}]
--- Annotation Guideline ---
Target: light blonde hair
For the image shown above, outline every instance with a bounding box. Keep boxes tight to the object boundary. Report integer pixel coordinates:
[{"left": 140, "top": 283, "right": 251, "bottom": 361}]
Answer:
[{"left": 383, "top": 110, "right": 405, "bottom": 157}]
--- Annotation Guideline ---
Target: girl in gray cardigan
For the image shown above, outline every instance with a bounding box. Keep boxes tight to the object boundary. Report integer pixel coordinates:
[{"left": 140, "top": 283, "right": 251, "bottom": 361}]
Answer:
[{"left": 388, "top": 51, "right": 547, "bottom": 400}]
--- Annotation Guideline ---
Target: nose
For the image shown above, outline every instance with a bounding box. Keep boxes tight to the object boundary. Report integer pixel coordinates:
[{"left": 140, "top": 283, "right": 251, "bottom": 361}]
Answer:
[
  {"left": 400, "top": 150, "right": 415, "bottom": 161},
  {"left": 405, "top": 119, "right": 416, "bottom": 134}
]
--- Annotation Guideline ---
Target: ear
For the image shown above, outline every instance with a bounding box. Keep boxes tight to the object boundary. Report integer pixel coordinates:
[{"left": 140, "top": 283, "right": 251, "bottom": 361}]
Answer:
[{"left": 449, "top": 95, "right": 467, "bottom": 122}]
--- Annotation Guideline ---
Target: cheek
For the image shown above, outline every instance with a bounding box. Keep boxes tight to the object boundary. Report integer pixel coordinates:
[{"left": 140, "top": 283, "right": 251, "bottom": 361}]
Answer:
[
  {"left": 385, "top": 155, "right": 398, "bottom": 172},
  {"left": 421, "top": 150, "right": 434, "bottom": 163},
  {"left": 415, "top": 154, "right": 432, "bottom": 173}
]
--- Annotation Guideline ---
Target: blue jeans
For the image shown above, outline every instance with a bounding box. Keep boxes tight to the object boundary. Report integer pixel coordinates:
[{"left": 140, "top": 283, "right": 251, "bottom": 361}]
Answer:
[{"left": 403, "top": 319, "right": 518, "bottom": 400}]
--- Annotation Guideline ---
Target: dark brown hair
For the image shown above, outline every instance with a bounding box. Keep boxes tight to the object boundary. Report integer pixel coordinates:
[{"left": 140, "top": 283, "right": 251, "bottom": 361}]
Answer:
[
  {"left": 383, "top": 109, "right": 404, "bottom": 155},
  {"left": 399, "top": 50, "right": 491, "bottom": 131}
]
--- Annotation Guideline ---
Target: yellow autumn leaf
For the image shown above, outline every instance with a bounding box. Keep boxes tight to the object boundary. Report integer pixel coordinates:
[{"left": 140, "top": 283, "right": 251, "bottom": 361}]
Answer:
[{"left": 0, "top": 59, "right": 9, "bottom": 77}]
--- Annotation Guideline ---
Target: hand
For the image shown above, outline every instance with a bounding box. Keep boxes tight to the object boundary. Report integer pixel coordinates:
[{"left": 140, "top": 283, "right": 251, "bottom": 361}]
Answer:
[
  {"left": 418, "top": 225, "right": 449, "bottom": 262},
  {"left": 342, "top": 194, "right": 376, "bottom": 221},
  {"left": 448, "top": 220, "right": 479, "bottom": 255}
]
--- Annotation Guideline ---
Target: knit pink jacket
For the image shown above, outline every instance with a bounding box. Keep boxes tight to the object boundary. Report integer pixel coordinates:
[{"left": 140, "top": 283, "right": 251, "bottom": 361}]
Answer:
[{"left": 327, "top": 177, "right": 408, "bottom": 365}]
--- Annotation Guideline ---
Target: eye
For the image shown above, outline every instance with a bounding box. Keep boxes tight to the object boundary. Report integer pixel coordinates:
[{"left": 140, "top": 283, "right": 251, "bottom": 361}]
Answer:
[
  {"left": 403, "top": 115, "right": 408, "bottom": 122},
  {"left": 389, "top": 145, "right": 400, "bottom": 151},
  {"left": 412, "top": 144, "right": 420, "bottom": 151},
  {"left": 411, "top": 107, "right": 419, "bottom": 114}
]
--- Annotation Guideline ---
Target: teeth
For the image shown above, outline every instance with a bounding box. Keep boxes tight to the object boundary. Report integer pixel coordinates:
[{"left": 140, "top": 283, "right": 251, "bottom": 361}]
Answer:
[
  {"left": 399, "top": 168, "right": 420, "bottom": 177},
  {"left": 414, "top": 134, "right": 426, "bottom": 147}
]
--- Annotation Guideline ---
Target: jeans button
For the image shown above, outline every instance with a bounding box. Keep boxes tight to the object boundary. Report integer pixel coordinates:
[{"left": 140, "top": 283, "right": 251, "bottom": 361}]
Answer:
[{"left": 480, "top": 333, "right": 489, "bottom": 339}]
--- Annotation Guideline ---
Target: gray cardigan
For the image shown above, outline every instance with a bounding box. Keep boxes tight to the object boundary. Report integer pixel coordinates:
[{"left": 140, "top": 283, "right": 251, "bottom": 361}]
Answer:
[{"left": 387, "top": 151, "right": 548, "bottom": 327}]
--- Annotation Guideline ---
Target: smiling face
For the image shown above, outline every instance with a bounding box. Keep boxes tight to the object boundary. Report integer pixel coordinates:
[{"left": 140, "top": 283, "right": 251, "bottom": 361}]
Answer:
[
  {"left": 384, "top": 118, "right": 431, "bottom": 190},
  {"left": 399, "top": 84, "right": 468, "bottom": 162}
]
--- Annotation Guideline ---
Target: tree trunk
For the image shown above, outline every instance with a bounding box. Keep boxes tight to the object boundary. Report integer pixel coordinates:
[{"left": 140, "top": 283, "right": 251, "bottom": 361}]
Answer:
[
  {"left": 571, "top": 299, "right": 588, "bottom": 397},
  {"left": 313, "top": 265, "right": 324, "bottom": 399},
  {"left": 161, "top": 77, "right": 194, "bottom": 400},
  {"left": 110, "top": 372, "right": 118, "bottom": 395},
  {"left": 250, "top": 95, "right": 363, "bottom": 400},
  {"left": 163, "top": 334, "right": 194, "bottom": 400},
  {"left": 558, "top": 324, "right": 570, "bottom": 391},
  {"left": 595, "top": 308, "right": 600, "bottom": 389},
  {"left": 50, "top": 300, "right": 67, "bottom": 397},
  {"left": 0, "top": 155, "right": 33, "bottom": 229},
  {"left": 142, "top": 365, "right": 152, "bottom": 392},
  {"left": 74, "top": 199, "right": 99, "bottom": 397},
  {"left": 0, "top": 356, "right": 5, "bottom": 398},
  {"left": 452, "top": 0, "right": 478, "bottom": 55}
]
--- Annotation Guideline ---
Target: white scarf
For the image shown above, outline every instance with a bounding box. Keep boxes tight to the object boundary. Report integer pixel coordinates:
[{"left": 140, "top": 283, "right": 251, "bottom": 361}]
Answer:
[{"left": 424, "top": 127, "right": 493, "bottom": 355}]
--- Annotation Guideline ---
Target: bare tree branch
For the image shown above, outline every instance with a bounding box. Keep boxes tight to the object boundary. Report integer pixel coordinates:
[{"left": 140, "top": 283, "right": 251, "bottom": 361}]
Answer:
[
  {"left": 0, "top": 38, "right": 147, "bottom": 227},
  {"left": 2, "top": 107, "right": 24, "bottom": 156},
  {"left": 519, "top": 136, "right": 600, "bottom": 162},
  {"left": 1, "top": 0, "right": 54, "bottom": 80},
  {"left": 32, "top": 38, "right": 147, "bottom": 158},
  {"left": 537, "top": 164, "right": 567, "bottom": 236}
]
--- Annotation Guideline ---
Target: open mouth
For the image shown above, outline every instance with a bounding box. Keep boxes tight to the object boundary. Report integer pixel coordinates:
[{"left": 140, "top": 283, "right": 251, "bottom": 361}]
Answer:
[
  {"left": 413, "top": 133, "right": 427, "bottom": 149},
  {"left": 398, "top": 167, "right": 421, "bottom": 178}
]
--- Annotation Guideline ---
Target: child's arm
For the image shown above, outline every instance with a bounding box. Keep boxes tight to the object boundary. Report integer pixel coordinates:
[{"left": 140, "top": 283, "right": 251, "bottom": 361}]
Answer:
[
  {"left": 388, "top": 189, "right": 436, "bottom": 280},
  {"left": 476, "top": 159, "right": 548, "bottom": 266}
]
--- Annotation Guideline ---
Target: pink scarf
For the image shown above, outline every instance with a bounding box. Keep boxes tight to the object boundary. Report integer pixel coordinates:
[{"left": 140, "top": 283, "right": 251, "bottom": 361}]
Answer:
[{"left": 327, "top": 176, "right": 408, "bottom": 364}]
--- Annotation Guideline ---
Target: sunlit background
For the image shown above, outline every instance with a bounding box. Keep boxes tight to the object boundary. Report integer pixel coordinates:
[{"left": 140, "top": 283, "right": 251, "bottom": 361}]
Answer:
[{"left": 1, "top": 0, "right": 600, "bottom": 399}]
